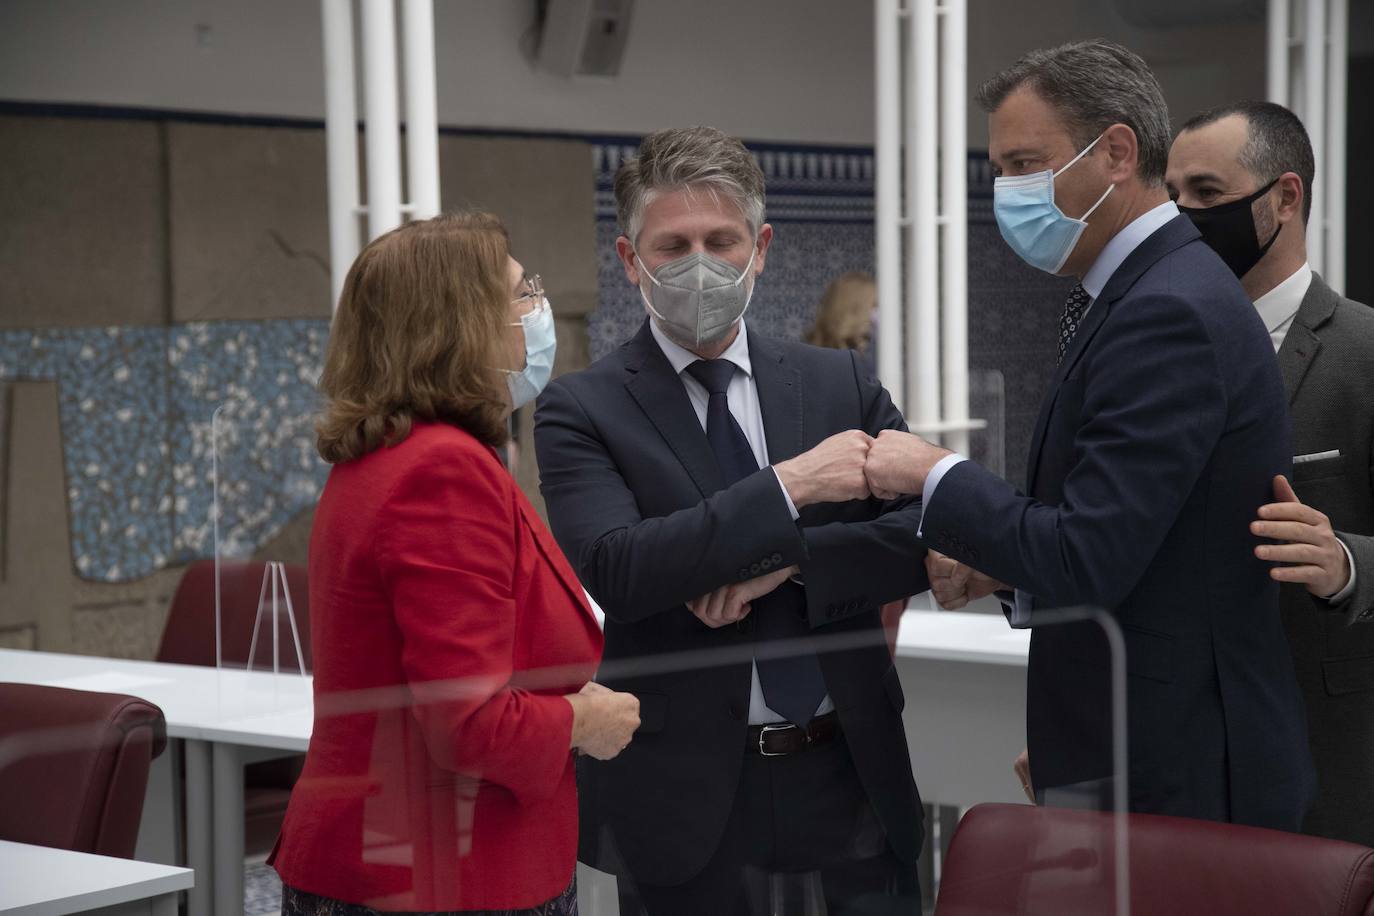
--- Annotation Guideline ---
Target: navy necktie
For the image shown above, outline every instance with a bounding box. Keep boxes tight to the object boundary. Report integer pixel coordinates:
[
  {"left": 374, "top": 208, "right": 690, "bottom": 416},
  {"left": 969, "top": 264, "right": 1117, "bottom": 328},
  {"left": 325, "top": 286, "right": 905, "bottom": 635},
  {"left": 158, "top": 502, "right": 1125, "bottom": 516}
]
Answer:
[
  {"left": 1057, "top": 283, "right": 1091, "bottom": 367},
  {"left": 685, "top": 359, "right": 826, "bottom": 727}
]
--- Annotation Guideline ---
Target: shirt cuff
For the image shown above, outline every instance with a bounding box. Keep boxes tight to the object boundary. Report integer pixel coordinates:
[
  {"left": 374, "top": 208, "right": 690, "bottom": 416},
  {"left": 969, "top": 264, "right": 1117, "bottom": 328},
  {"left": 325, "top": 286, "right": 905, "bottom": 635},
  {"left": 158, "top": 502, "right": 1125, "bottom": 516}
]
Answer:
[
  {"left": 1324, "top": 538, "right": 1358, "bottom": 603},
  {"left": 1009, "top": 589, "right": 1034, "bottom": 628},
  {"left": 917, "top": 453, "right": 967, "bottom": 538},
  {"left": 773, "top": 467, "right": 801, "bottom": 521}
]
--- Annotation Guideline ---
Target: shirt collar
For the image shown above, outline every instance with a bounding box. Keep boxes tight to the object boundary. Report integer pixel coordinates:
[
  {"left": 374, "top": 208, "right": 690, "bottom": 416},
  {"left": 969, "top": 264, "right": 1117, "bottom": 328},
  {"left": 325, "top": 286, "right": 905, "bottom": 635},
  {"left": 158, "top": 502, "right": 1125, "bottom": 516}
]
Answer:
[
  {"left": 649, "top": 318, "right": 754, "bottom": 379},
  {"left": 1081, "top": 200, "right": 1180, "bottom": 300},
  {"left": 1252, "top": 262, "right": 1313, "bottom": 334}
]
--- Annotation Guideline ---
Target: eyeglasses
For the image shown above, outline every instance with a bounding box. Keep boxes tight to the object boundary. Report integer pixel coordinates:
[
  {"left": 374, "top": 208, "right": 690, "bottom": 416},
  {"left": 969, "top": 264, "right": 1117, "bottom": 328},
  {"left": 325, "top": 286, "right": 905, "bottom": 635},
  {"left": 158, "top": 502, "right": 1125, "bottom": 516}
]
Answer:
[{"left": 510, "top": 274, "right": 546, "bottom": 321}]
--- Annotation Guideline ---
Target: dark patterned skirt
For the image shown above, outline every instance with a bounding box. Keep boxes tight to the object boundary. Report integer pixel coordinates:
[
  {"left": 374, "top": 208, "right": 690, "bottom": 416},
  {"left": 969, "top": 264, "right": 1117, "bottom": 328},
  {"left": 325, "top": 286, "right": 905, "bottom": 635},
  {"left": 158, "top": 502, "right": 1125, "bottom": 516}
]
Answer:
[{"left": 280, "top": 878, "right": 577, "bottom": 916}]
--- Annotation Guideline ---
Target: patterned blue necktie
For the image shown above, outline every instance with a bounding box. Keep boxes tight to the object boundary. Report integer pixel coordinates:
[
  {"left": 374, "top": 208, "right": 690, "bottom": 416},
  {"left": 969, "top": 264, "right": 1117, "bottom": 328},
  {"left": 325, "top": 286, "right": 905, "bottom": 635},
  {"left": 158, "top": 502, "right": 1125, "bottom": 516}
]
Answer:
[
  {"left": 685, "top": 359, "right": 827, "bottom": 727},
  {"left": 1057, "top": 283, "right": 1091, "bottom": 367}
]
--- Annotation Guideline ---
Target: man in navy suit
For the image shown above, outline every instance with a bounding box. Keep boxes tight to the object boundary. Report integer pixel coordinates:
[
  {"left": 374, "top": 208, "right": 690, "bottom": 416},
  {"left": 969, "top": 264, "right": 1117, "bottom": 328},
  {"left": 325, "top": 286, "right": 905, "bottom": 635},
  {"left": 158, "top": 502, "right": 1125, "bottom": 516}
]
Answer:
[
  {"left": 865, "top": 40, "right": 1315, "bottom": 830},
  {"left": 535, "top": 127, "right": 926, "bottom": 914}
]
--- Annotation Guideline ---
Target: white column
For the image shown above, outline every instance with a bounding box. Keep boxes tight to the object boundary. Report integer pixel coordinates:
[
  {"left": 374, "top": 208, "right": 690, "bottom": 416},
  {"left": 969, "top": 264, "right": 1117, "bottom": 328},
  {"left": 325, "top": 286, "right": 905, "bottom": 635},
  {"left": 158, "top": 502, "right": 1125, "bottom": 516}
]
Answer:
[
  {"left": 321, "top": 0, "right": 359, "bottom": 311},
  {"left": 401, "top": 0, "right": 440, "bottom": 220},
  {"left": 1303, "top": 0, "right": 1327, "bottom": 274},
  {"left": 875, "top": 0, "right": 904, "bottom": 408},
  {"left": 1267, "top": 0, "right": 1291, "bottom": 105},
  {"left": 361, "top": 0, "right": 403, "bottom": 241},
  {"left": 939, "top": 0, "right": 970, "bottom": 456},
  {"left": 1325, "top": 0, "right": 1347, "bottom": 293},
  {"left": 907, "top": 0, "right": 941, "bottom": 436}
]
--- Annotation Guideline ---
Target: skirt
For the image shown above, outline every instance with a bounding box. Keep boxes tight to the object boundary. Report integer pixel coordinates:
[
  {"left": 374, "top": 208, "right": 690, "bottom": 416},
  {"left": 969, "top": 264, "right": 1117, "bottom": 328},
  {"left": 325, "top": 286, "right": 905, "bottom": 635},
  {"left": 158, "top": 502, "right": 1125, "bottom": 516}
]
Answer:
[{"left": 280, "top": 878, "right": 577, "bottom": 916}]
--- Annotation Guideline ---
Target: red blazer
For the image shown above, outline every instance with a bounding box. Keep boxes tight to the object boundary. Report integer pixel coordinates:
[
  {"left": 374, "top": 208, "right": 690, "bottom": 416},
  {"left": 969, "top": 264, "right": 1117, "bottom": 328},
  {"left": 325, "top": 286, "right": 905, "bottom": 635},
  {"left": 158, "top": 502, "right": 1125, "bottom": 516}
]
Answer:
[{"left": 271, "top": 422, "right": 603, "bottom": 911}]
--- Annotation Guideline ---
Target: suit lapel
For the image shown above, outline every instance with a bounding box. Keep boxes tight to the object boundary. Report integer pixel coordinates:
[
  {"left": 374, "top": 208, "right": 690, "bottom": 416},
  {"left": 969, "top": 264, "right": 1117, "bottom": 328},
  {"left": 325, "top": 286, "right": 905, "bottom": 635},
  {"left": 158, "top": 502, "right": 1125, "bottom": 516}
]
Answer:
[
  {"left": 1277, "top": 273, "right": 1338, "bottom": 406},
  {"left": 622, "top": 320, "right": 725, "bottom": 497},
  {"left": 1025, "top": 215, "right": 1201, "bottom": 494},
  {"left": 748, "top": 333, "right": 805, "bottom": 463},
  {"left": 1025, "top": 298, "right": 1112, "bottom": 493}
]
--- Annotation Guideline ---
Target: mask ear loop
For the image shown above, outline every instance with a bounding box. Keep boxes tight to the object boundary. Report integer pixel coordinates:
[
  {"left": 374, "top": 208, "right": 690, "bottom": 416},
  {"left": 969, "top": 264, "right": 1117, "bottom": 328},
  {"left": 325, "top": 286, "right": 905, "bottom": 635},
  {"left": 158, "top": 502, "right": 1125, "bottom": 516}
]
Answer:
[
  {"left": 1078, "top": 182, "right": 1115, "bottom": 222},
  {"left": 1053, "top": 131, "right": 1106, "bottom": 179}
]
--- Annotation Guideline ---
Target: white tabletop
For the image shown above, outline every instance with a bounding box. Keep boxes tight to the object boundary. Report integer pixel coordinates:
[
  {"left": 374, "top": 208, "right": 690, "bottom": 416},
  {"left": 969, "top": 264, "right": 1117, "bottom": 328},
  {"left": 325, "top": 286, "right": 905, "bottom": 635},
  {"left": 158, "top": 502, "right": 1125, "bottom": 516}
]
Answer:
[
  {"left": 0, "top": 649, "right": 313, "bottom": 750},
  {"left": 895, "top": 609, "right": 1029, "bottom": 666},
  {"left": 0, "top": 840, "right": 193, "bottom": 915}
]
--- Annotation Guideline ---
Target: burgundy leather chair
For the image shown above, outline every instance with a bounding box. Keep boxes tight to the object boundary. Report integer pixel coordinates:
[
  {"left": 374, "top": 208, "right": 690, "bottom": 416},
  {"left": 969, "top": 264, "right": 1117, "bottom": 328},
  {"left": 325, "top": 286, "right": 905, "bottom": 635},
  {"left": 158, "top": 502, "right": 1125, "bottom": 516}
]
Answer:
[
  {"left": 936, "top": 803, "right": 1374, "bottom": 916},
  {"left": 0, "top": 683, "right": 167, "bottom": 858},
  {"left": 157, "top": 559, "right": 311, "bottom": 854}
]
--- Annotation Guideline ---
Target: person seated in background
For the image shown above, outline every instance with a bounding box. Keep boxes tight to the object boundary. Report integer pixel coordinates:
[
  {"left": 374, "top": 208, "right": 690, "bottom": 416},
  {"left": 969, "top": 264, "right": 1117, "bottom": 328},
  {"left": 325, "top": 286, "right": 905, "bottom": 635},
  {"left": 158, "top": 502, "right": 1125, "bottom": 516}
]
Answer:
[
  {"left": 1169, "top": 100, "right": 1374, "bottom": 846},
  {"left": 535, "top": 126, "right": 928, "bottom": 915},
  {"left": 270, "top": 211, "right": 640, "bottom": 915},
  {"left": 805, "top": 271, "right": 879, "bottom": 374}
]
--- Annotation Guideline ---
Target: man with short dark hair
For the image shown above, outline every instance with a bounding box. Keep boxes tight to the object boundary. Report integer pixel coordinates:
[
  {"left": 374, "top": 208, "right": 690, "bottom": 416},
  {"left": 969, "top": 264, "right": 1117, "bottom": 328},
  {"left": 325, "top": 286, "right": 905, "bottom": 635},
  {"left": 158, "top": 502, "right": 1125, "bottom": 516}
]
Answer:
[
  {"left": 864, "top": 40, "right": 1316, "bottom": 830},
  {"left": 535, "top": 126, "right": 926, "bottom": 915},
  {"left": 1169, "top": 100, "right": 1374, "bottom": 845}
]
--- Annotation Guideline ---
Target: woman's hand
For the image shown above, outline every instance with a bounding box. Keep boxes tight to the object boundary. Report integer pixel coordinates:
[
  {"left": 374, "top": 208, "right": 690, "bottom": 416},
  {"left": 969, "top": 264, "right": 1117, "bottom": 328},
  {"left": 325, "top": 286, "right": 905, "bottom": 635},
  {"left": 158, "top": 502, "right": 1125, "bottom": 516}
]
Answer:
[{"left": 566, "top": 681, "right": 641, "bottom": 760}]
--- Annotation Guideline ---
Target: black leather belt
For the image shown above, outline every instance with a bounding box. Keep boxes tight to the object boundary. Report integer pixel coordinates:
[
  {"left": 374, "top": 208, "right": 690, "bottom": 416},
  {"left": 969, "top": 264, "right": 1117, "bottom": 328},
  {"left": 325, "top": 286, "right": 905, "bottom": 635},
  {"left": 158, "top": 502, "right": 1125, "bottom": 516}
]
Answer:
[{"left": 746, "top": 711, "right": 841, "bottom": 756}]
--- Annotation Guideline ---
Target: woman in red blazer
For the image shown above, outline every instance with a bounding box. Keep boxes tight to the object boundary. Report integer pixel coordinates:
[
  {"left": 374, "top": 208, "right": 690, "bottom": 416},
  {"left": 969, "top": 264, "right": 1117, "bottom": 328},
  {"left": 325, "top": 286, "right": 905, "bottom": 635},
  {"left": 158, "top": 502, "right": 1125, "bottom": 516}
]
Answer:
[{"left": 271, "top": 211, "right": 640, "bottom": 914}]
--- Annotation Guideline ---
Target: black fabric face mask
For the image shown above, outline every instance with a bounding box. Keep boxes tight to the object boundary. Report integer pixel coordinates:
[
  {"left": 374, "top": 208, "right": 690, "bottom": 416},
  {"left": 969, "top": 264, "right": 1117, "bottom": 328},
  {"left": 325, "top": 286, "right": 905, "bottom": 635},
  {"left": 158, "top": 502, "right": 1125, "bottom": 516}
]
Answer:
[{"left": 1178, "top": 176, "right": 1282, "bottom": 279}]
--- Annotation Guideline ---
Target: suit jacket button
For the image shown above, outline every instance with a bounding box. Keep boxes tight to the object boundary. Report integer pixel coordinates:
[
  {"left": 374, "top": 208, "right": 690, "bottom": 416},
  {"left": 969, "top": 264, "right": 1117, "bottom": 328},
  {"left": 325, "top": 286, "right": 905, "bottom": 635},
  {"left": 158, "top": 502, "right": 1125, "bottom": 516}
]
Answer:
[
  {"left": 771, "top": 552, "right": 783, "bottom": 564},
  {"left": 750, "top": 563, "right": 761, "bottom": 576},
  {"left": 739, "top": 568, "right": 750, "bottom": 580},
  {"left": 760, "top": 557, "right": 773, "bottom": 571}
]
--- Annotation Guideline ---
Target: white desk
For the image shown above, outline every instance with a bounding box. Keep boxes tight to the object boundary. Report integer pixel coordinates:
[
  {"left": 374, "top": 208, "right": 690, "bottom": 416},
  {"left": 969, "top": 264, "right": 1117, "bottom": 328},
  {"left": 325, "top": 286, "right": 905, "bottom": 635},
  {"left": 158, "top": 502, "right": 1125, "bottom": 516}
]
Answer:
[
  {"left": 0, "top": 840, "right": 193, "bottom": 916},
  {"left": 0, "top": 649, "right": 311, "bottom": 916}
]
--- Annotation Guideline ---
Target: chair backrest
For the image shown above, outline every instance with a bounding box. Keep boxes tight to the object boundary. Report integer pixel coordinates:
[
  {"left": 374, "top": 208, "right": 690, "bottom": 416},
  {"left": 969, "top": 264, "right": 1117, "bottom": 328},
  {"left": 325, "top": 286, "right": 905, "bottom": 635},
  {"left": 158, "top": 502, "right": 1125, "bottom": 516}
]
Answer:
[
  {"left": 936, "top": 803, "right": 1374, "bottom": 916},
  {"left": 0, "top": 683, "right": 167, "bottom": 858},
  {"left": 157, "top": 559, "right": 311, "bottom": 672}
]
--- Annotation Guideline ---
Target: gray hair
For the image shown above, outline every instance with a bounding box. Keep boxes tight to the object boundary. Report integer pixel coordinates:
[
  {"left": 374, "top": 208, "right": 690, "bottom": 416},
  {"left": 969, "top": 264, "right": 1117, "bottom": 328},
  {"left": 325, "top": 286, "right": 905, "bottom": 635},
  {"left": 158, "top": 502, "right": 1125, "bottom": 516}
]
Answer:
[
  {"left": 1180, "top": 101, "right": 1315, "bottom": 224},
  {"left": 614, "top": 126, "right": 766, "bottom": 244},
  {"left": 976, "top": 39, "right": 1172, "bottom": 187}
]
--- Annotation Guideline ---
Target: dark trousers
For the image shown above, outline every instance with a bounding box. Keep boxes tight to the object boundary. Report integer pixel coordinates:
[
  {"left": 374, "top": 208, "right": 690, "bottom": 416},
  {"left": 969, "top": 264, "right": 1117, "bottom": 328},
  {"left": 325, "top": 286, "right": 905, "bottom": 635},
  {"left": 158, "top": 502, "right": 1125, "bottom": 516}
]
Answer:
[{"left": 616, "top": 737, "right": 921, "bottom": 916}]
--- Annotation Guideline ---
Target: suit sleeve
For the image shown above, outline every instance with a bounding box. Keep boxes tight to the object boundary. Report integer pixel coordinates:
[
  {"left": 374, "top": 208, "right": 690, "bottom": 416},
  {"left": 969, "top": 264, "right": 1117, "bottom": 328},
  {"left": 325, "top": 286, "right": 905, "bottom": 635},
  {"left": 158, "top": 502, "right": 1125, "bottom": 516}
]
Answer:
[
  {"left": 920, "top": 293, "right": 1228, "bottom": 609},
  {"left": 1331, "top": 531, "right": 1374, "bottom": 624},
  {"left": 534, "top": 378, "right": 808, "bottom": 623},
  {"left": 374, "top": 446, "right": 574, "bottom": 804},
  {"left": 797, "top": 350, "right": 931, "bottom": 628}
]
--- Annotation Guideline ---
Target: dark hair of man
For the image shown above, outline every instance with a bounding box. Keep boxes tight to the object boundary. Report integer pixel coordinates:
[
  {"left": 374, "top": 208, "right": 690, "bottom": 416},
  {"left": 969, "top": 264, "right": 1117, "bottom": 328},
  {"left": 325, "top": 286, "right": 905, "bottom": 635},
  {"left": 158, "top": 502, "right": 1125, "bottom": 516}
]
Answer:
[
  {"left": 975, "top": 39, "right": 1172, "bottom": 188},
  {"left": 1180, "top": 100, "right": 1316, "bottom": 224}
]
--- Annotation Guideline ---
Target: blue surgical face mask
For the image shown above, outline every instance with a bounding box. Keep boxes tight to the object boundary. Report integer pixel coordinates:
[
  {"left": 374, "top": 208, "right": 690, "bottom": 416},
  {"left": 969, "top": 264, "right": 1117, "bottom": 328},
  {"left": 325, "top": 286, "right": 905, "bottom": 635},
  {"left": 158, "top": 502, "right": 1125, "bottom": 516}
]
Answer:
[
  {"left": 500, "top": 297, "right": 556, "bottom": 410},
  {"left": 993, "top": 133, "right": 1114, "bottom": 274}
]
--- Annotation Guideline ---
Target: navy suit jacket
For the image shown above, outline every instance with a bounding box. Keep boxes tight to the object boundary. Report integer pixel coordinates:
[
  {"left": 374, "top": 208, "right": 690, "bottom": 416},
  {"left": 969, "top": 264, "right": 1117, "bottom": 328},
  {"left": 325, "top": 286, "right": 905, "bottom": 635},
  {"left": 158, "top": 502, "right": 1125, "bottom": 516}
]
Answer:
[
  {"left": 921, "top": 215, "right": 1315, "bottom": 830},
  {"left": 534, "top": 321, "right": 927, "bottom": 885}
]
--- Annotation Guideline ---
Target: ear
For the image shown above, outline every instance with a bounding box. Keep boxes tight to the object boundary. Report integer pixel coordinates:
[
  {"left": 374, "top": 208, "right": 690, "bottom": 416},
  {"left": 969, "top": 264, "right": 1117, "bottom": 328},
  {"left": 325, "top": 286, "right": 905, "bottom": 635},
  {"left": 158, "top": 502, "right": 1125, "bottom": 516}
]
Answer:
[
  {"left": 615, "top": 235, "right": 641, "bottom": 286},
  {"left": 1100, "top": 122, "right": 1139, "bottom": 184},
  {"left": 1273, "top": 172, "right": 1305, "bottom": 226},
  {"left": 753, "top": 224, "right": 774, "bottom": 274}
]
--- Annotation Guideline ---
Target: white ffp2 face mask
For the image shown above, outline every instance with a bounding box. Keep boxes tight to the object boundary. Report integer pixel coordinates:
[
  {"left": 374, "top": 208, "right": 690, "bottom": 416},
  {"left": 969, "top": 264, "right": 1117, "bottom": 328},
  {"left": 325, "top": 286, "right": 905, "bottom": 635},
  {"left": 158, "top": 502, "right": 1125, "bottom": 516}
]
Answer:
[{"left": 636, "top": 247, "right": 757, "bottom": 349}]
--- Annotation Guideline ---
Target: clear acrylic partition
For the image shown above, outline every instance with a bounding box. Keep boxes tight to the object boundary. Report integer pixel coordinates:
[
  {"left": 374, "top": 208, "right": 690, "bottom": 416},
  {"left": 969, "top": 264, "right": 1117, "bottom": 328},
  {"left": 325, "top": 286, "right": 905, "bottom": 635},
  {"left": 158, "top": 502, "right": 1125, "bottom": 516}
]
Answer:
[
  {"left": 930, "top": 605, "right": 1131, "bottom": 916},
  {"left": 966, "top": 368, "right": 1006, "bottom": 480},
  {"left": 208, "top": 399, "right": 319, "bottom": 726}
]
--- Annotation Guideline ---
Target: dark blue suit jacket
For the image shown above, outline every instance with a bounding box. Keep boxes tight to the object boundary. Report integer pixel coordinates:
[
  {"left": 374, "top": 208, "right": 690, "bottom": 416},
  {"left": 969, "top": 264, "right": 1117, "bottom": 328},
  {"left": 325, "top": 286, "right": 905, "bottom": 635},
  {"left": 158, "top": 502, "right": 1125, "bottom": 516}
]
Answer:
[
  {"left": 921, "top": 215, "right": 1315, "bottom": 830},
  {"left": 534, "top": 322, "right": 928, "bottom": 885}
]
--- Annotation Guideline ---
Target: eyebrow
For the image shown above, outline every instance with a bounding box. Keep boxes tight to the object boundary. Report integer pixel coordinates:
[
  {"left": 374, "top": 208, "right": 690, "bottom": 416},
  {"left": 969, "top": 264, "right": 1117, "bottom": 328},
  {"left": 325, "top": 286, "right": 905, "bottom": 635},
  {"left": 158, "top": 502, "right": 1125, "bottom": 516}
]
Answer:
[
  {"left": 1183, "top": 171, "right": 1226, "bottom": 185},
  {"left": 995, "top": 148, "right": 1045, "bottom": 161}
]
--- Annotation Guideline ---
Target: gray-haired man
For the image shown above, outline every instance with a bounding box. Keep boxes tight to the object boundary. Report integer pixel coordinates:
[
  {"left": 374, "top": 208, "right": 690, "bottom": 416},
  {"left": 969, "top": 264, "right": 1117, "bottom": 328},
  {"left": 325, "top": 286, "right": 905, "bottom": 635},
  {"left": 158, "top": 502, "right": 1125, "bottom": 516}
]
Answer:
[
  {"left": 535, "top": 126, "right": 926, "bottom": 914},
  {"left": 1169, "top": 100, "right": 1374, "bottom": 845}
]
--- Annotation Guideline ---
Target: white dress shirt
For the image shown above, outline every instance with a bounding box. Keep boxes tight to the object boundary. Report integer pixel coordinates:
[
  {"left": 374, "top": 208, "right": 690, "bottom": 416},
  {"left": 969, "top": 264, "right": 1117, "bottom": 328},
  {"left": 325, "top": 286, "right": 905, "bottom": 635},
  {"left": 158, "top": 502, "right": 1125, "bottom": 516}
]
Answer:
[
  {"left": 649, "top": 319, "right": 832, "bottom": 723},
  {"left": 1256, "top": 262, "right": 1356, "bottom": 603},
  {"left": 922, "top": 201, "right": 1180, "bottom": 625}
]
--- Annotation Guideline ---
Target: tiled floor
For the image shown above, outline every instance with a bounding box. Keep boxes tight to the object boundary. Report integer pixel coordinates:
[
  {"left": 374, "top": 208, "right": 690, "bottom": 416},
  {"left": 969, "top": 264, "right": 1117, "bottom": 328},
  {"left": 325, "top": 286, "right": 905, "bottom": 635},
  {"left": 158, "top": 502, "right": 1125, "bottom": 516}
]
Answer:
[{"left": 245, "top": 860, "right": 283, "bottom": 916}]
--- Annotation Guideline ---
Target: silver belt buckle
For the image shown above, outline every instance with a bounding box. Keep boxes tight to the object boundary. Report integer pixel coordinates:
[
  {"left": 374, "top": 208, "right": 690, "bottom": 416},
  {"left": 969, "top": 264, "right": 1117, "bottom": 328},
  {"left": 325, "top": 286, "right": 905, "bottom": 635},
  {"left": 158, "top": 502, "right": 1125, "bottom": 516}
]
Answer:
[{"left": 758, "top": 723, "right": 796, "bottom": 757}]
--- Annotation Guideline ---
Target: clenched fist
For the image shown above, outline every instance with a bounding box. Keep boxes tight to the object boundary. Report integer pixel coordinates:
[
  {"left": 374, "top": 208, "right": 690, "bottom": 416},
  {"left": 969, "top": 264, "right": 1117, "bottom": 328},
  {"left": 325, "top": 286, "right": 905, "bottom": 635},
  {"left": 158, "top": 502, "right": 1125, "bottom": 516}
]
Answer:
[
  {"left": 925, "top": 550, "right": 1007, "bottom": 610},
  {"left": 566, "top": 681, "right": 641, "bottom": 760},
  {"left": 688, "top": 565, "right": 796, "bottom": 628},
  {"left": 863, "top": 430, "right": 952, "bottom": 500},
  {"left": 774, "top": 430, "right": 874, "bottom": 508}
]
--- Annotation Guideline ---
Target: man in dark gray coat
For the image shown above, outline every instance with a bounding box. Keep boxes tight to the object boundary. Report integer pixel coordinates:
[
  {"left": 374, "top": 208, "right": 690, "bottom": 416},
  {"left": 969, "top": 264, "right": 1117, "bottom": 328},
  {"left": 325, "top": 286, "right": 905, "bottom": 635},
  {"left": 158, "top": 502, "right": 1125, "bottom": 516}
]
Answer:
[{"left": 1169, "top": 100, "right": 1374, "bottom": 845}]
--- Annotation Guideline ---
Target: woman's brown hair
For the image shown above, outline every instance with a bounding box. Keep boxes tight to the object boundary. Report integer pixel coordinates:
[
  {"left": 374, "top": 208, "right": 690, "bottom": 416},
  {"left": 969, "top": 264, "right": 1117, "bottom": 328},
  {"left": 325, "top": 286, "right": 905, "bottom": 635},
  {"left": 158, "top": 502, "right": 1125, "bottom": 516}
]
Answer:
[
  {"left": 315, "top": 211, "right": 512, "bottom": 464},
  {"left": 805, "top": 272, "right": 878, "bottom": 352}
]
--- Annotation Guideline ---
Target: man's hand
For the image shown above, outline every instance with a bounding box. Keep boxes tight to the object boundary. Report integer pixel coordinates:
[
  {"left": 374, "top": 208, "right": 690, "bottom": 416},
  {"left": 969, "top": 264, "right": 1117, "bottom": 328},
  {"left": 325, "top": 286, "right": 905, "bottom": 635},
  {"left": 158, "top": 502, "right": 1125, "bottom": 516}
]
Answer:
[
  {"left": 863, "top": 429, "right": 953, "bottom": 500},
  {"left": 1014, "top": 747, "right": 1034, "bottom": 803},
  {"left": 774, "top": 430, "right": 873, "bottom": 509},
  {"left": 925, "top": 550, "right": 1007, "bottom": 609},
  {"left": 687, "top": 565, "right": 797, "bottom": 629},
  {"left": 1252, "top": 475, "right": 1352, "bottom": 598}
]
